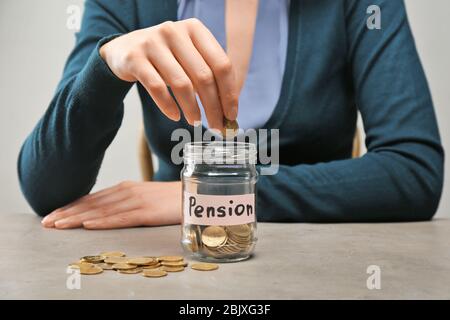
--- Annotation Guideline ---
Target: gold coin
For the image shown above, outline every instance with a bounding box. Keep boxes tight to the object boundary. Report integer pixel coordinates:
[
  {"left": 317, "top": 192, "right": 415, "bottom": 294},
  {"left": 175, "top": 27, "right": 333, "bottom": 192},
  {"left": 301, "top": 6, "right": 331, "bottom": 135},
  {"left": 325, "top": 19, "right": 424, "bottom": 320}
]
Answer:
[
  {"left": 157, "top": 255, "right": 184, "bottom": 262},
  {"left": 79, "top": 264, "right": 103, "bottom": 275},
  {"left": 143, "top": 269, "right": 168, "bottom": 278},
  {"left": 221, "top": 118, "right": 239, "bottom": 139},
  {"left": 112, "top": 263, "right": 136, "bottom": 270},
  {"left": 100, "top": 251, "right": 126, "bottom": 257},
  {"left": 202, "top": 226, "right": 227, "bottom": 248},
  {"left": 227, "top": 236, "right": 251, "bottom": 246},
  {"left": 161, "top": 265, "right": 185, "bottom": 272},
  {"left": 202, "top": 246, "right": 223, "bottom": 258},
  {"left": 142, "top": 263, "right": 161, "bottom": 269},
  {"left": 190, "top": 228, "right": 199, "bottom": 252},
  {"left": 104, "top": 256, "right": 129, "bottom": 264},
  {"left": 118, "top": 267, "right": 143, "bottom": 274},
  {"left": 127, "top": 257, "right": 157, "bottom": 266},
  {"left": 191, "top": 263, "right": 219, "bottom": 271},
  {"left": 97, "top": 263, "right": 115, "bottom": 270},
  {"left": 226, "top": 224, "right": 251, "bottom": 237},
  {"left": 143, "top": 256, "right": 158, "bottom": 260},
  {"left": 81, "top": 255, "right": 104, "bottom": 263},
  {"left": 185, "top": 225, "right": 200, "bottom": 253},
  {"left": 161, "top": 261, "right": 188, "bottom": 267},
  {"left": 69, "top": 261, "right": 94, "bottom": 268}
]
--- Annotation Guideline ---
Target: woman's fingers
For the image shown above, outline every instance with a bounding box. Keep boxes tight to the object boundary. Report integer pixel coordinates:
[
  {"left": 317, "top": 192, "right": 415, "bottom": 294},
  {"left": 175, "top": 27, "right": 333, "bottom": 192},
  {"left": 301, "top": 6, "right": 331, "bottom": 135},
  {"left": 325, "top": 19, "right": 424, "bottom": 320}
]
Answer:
[
  {"left": 42, "top": 181, "right": 137, "bottom": 228},
  {"left": 42, "top": 203, "right": 93, "bottom": 228},
  {"left": 146, "top": 36, "right": 200, "bottom": 125},
  {"left": 167, "top": 22, "right": 224, "bottom": 130},
  {"left": 133, "top": 59, "right": 181, "bottom": 121},
  {"left": 43, "top": 201, "right": 94, "bottom": 227},
  {"left": 186, "top": 18, "right": 239, "bottom": 121},
  {"left": 196, "top": 75, "right": 225, "bottom": 131},
  {"left": 48, "top": 183, "right": 119, "bottom": 215},
  {"left": 83, "top": 210, "right": 146, "bottom": 230},
  {"left": 153, "top": 53, "right": 200, "bottom": 126},
  {"left": 100, "top": 19, "right": 239, "bottom": 125},
  {"left": 53, "top": 197, "right": 143, "bottom": 229},
  {"left": 41, "top": 181, "right": 182, "bottom": 230}
]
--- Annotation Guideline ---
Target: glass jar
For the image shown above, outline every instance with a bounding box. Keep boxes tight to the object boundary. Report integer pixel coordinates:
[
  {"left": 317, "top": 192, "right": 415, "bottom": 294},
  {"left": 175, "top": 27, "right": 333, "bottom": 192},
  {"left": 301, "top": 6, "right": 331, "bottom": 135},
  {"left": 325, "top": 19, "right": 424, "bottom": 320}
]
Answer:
[{"left": 181, "top": 141, "right": 258, "bottom": 262}]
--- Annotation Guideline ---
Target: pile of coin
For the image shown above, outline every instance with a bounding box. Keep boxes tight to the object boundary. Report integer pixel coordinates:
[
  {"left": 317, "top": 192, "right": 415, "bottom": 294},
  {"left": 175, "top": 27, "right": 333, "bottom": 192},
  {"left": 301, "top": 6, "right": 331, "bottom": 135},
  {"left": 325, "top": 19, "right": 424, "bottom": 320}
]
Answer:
[
  {"left": 184, "top": 223, "right": 255, "bottom": 259},
  {"left": 69, "top": 251, "right": 218, "bottom": 277}
]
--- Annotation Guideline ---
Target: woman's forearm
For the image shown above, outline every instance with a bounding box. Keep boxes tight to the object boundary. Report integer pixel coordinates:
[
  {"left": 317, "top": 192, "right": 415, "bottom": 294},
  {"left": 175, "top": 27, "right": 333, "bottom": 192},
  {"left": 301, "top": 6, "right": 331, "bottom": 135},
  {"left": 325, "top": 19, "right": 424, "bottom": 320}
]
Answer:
[
  {"left": 256, "top": 142, "right": 443, "bottom": 223},
  {"left": 18, "top": 0, "right": 137, "bottom": 216},
  {"left": 18, "top": 37, "right": 133, "bottom": 216}
]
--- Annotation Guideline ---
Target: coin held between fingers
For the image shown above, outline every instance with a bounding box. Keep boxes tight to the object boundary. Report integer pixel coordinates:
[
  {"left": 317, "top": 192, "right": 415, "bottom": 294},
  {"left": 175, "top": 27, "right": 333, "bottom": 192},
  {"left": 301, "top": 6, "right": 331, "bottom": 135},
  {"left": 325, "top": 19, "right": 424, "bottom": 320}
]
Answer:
[{"left": 221, "top": 118, "right": 239, "bottom": 139}]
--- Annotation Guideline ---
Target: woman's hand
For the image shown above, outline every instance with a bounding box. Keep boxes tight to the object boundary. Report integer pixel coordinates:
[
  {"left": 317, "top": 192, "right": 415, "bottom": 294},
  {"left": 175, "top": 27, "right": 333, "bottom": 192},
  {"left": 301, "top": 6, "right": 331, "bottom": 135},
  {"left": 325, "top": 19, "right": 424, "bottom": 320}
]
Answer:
[
  {"left": 41, "top": 181, "right": 181, "bottom": 229},
  {"left": 100, "top": 18, "right": 238, "bottom": 130}
]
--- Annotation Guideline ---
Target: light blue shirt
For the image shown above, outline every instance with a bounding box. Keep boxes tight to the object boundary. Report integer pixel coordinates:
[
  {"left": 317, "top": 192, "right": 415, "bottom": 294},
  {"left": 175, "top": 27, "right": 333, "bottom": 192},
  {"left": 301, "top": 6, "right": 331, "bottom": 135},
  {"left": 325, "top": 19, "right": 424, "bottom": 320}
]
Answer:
[{"left": 178, "top": 0, "right": 289, "bottom": 130}]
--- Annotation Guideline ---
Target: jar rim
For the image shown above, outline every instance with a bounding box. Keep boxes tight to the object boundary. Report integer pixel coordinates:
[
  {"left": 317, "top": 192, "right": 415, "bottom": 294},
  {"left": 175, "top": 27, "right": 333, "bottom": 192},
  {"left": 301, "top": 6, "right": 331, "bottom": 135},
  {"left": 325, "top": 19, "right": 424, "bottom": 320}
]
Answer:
[{"left": 183, "top": 141, "right": 257, "bottom": 164}]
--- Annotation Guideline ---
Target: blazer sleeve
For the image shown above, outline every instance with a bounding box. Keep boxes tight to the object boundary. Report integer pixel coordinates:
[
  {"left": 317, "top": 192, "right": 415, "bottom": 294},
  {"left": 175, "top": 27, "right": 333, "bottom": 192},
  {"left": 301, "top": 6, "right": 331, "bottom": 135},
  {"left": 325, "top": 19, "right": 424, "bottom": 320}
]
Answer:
[
  {"left": 256, "top": 0, "right": 444, "bottom": 222},
  {"left": 18, "top": 0, "right": 136, "bottom": 216}
]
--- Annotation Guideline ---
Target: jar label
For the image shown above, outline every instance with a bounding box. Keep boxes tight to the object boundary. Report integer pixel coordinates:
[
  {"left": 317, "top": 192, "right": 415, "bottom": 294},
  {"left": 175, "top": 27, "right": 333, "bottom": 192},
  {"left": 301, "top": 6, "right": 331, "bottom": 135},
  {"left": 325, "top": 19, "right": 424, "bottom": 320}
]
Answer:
[{"left": 183, "top": 192, "right": 255, "bottom": 226}]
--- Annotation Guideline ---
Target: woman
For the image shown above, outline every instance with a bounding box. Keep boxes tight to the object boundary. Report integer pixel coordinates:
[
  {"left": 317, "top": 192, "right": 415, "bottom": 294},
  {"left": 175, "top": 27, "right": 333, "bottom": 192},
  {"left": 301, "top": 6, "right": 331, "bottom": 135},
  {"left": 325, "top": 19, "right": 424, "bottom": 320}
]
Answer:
[{"left": 18, "top": 0, "right": 444, "bottom": 229}]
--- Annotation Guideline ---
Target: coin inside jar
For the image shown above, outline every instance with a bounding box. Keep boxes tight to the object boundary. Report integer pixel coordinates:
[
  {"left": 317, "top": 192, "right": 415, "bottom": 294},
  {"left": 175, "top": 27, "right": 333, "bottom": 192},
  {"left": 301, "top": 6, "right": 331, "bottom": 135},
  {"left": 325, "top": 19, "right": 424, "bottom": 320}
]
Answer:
[
  {"left": 186, "top": 227, "right": 199, "bottom": 252},
  {"left": 226, "top": 224, "right": 251, "bottom": 237},
  {"left": 201, "top": 226, "right": 228, "bottom": 248}
]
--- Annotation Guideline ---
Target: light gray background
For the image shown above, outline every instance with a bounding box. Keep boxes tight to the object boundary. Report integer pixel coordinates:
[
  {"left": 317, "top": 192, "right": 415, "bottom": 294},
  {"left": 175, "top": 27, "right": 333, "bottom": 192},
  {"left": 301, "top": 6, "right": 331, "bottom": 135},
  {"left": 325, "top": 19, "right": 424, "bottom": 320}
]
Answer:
[{"left": 0, "top": 0, "right": 448, "bottom": 217}]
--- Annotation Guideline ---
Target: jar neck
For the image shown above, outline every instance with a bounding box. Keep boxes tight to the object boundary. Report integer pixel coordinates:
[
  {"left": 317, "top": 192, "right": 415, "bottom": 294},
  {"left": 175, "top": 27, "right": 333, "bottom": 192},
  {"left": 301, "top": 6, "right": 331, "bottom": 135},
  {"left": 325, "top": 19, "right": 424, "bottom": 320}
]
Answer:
[{"left": 183, "top": 142, "right": 257, "bottom": 165}]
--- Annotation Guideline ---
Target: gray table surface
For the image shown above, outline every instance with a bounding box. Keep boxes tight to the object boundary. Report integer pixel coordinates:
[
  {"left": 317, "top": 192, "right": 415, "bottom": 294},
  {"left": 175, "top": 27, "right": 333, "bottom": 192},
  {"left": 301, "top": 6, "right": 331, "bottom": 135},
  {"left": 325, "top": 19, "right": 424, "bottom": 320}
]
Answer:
[{"left": 1, "top": 213, "right": 449, "bottom": 299}]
